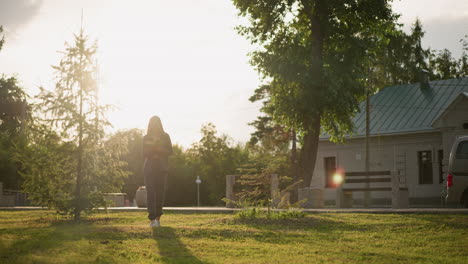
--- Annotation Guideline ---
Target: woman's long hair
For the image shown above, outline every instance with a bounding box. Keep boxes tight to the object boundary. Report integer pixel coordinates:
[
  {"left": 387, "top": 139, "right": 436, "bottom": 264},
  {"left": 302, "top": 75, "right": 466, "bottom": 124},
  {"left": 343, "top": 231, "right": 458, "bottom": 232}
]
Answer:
[{"left": 147, "top": 116, "right": 165, "bottom": 137}]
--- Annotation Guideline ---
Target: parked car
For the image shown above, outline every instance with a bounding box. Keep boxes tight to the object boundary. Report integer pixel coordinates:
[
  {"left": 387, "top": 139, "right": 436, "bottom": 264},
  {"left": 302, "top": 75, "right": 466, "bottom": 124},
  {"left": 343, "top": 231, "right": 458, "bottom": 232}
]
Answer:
[{"left": 446, "top": 135, "right": 468, "bottom": 207}]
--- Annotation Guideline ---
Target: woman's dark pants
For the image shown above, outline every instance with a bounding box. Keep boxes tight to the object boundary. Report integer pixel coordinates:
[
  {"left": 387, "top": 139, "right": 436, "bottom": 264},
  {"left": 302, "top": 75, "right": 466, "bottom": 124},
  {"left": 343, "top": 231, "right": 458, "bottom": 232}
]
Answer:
[{"left": 144, "top": 158, "right": 167, "bottom": 220}]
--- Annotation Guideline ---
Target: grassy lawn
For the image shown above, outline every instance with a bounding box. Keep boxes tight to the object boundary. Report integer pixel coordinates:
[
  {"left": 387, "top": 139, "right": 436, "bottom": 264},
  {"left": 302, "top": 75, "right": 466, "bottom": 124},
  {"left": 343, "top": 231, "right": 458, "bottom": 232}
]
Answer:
[{"left": 0, "top": 210, "right": 467, "bottom": 263}]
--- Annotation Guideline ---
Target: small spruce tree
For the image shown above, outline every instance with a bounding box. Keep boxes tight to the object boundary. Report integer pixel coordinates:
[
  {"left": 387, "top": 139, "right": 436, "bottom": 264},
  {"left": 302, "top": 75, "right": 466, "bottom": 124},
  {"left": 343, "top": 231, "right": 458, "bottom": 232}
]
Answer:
[{"left": 16, "top": 30, "right": 128, "bottom": 220}]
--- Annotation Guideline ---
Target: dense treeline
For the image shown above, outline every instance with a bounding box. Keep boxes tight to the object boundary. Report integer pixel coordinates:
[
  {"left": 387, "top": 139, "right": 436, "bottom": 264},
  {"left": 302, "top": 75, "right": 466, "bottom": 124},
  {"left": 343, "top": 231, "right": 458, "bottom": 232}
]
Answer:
[{"left": 112, "top": 123, "right": 249, "bottom": 206}]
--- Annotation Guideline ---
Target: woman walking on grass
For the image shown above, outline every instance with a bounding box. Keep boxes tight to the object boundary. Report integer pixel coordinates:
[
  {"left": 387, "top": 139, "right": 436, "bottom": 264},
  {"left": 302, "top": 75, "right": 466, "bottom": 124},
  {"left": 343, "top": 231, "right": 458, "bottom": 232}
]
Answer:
[{"left": 143, "top": 116, "right": 173, "bottom": 227}]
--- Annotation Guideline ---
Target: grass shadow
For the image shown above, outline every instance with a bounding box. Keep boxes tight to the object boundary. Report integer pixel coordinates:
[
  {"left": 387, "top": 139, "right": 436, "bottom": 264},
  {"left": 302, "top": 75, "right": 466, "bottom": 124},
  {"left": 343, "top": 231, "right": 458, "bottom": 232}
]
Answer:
[
  {"left": 230, "top": 215, "right": 364, "bottom": 233},
  {"left": 153, "top": 227, "right": 206, "bottom": 264},
  {"left": 0, "top": 217, "right": 150, "bottom": 263},
  {"left": 0, "top": 224, "right": 87, "bottom": 263},
  {"left": 398, "top": 213, "right": 468, "bottom": 230},
  {"left": 172, "top": 215, "right": 370, "bottom": 245}
]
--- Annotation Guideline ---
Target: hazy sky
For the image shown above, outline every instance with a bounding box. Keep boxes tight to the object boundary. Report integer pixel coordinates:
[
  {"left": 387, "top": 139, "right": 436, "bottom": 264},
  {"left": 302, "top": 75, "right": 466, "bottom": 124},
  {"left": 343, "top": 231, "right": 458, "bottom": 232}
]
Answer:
[{"left": 1, "top": 0, "right": 467, "bottom": 147}]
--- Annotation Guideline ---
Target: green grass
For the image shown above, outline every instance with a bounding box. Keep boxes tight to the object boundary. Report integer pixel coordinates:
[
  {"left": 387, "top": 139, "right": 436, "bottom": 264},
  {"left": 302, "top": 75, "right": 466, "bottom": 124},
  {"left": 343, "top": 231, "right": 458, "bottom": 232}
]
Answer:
[{"left": 0, "top": 210, "right": 467, "bottom": 263}]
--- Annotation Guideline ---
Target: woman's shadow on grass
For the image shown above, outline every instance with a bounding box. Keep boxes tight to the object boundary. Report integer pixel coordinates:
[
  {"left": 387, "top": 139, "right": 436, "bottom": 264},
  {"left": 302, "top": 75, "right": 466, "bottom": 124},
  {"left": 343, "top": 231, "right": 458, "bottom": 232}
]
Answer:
[{"left": 153, "top": 227, "right": 206, "bottom": 264}]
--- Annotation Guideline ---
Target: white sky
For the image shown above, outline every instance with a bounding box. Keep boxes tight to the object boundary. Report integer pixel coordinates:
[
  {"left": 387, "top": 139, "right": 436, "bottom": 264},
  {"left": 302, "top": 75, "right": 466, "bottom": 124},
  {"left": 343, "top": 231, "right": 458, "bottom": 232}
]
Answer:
[{"left": 1, "top": 0, "right": 467, "bottom": 147}]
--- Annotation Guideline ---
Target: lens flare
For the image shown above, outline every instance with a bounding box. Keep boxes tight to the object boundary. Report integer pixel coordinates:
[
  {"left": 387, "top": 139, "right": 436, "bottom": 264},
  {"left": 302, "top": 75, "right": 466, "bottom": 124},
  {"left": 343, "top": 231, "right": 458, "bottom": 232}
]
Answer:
[{"left": 333, "top": 173, "right": 343, "bottom": 185}]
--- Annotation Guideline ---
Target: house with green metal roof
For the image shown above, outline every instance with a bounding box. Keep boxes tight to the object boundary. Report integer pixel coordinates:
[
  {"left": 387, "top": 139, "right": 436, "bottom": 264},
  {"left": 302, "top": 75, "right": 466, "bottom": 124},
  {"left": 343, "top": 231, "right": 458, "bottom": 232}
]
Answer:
[{"left": 311, "top": 76, "right": 468, "bottom": 207}]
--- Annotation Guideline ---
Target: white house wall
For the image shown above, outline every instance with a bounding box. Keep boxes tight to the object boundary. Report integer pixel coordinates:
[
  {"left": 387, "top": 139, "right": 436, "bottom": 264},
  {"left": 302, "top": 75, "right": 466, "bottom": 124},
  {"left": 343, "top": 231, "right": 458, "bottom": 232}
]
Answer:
[{"left": 314, "top": 132, "right": 444, "bottom": 205}]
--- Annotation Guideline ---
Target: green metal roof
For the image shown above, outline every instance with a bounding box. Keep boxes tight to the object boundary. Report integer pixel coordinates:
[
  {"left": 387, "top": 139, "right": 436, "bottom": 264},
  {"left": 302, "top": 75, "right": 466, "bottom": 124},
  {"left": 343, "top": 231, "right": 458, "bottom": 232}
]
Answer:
[{"left": 347, "top": 77, "right": 468, "bottom": 137}]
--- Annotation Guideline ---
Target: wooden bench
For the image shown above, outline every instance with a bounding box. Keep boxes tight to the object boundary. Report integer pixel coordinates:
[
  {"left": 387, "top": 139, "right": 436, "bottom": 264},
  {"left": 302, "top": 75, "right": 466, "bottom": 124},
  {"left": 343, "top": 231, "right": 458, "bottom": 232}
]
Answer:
[{"left": 336, "top": 170, "right": 409, "bottom": 208}]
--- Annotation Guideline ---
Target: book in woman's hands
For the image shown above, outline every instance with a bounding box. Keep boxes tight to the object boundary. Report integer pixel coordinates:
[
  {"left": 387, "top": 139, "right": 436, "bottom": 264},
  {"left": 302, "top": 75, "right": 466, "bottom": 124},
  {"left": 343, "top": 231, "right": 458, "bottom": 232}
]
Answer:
[
  {"left": 143, "top": 135, "right": 162, "bottom": 157},
  {"left": 144, "top": 136, "right": 161, "bottom": 146}
]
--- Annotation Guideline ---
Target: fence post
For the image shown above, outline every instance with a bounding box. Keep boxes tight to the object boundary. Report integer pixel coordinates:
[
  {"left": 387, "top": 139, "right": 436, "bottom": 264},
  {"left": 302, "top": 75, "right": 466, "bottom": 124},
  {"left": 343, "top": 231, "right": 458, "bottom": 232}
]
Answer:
[
  {"left": 335, "top": 174, "right": 353, "bottom": 208},
  {"left": 336, "top": 187, "right": 352, "bottom": 208},
  {"left": 391, "top": 170, "right": 409, "bottom": 209},
  {"left": 336, "top": 184, "right": 343, "bottom": 208},
  {"left": 391, "top": 170, "right": 399, "bottom": 208},
  {"left": 270, "top": 174, "right": 280, "bottom": 207}
]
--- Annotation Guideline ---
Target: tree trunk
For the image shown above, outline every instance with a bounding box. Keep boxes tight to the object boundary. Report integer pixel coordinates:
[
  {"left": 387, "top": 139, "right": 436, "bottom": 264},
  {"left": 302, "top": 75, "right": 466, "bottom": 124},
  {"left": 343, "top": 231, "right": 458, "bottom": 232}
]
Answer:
[
  {"left": 290, "top": 129, "right": 299, "bottom": 203},
  {"left": 74, "top": 79, "right": 84, "bottom": 222},
  {"left": 297, "top": 0, "right": 328, "bottom": 188},
  {"left": 74, "top": 144, "right": 82, "bottom": 221},
  {"left": 291, "top": 129, "right": 297, "bottom": 164},
  {"left": 299, "top": 116, "right": 321, "bottom": 187}
]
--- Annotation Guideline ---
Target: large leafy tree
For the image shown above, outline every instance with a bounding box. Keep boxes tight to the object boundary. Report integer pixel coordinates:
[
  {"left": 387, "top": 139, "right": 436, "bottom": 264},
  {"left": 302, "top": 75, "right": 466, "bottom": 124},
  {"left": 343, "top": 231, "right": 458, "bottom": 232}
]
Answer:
[
  {"left": 0, "top": 76, "right": 29, "bottom": 189},
  {"left": 429, "top": 47, "right": 468, "bottom": 79},
  {"left": 0, "top": 28, "right": 30, "bottom": 190},
  {"left": 165, "top": 144, "right": 198, "bottom": 206},
  {"left": 232, "top": 0, "right": 397, "bottom": 188},
  {"left": 188, "top": 123, "right": 248, "bottom": 205},
  {"left": 429, "top": 49, "right": 459, "bottom": 79},
  {"left": 248, "top": 85, "right": 292, "bottom": 152},
  {"left": 109, "top": 129, "right": 145, "bottom": 201},
  {"left": 15, "top": 125, "right": 77, "bottom": 211},
  {"left": 0, "top": 76, "right": 29, "bottom": 132}
]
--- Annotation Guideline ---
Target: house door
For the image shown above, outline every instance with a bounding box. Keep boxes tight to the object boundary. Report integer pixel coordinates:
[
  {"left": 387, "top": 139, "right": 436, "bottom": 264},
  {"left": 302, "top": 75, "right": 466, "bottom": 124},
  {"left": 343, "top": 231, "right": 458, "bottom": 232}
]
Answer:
[
  {"left": 438, "top": 149, "right": 443, "bottom": 184},
  {"left": 324, "top": 157, "right": 336, "bottom": 188},
  {"left": 418, "top": 151, "right": 433, "bottom": 184}
]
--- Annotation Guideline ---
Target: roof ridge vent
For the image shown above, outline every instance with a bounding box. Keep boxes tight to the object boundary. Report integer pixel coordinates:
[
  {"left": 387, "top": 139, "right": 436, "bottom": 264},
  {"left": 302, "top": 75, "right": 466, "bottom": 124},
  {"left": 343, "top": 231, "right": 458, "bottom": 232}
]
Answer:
[{"left": 419, "top": 69, "right": 430, "bottom": 90}]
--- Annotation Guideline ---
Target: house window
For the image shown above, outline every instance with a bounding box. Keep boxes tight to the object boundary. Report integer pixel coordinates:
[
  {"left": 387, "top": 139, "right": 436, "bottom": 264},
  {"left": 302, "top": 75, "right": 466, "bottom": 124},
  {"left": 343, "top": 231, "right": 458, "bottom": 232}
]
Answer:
[
  {"left": 324, "top": 157, "right": 336, "bottom": 188},
  {"left": 418, "top": 151, "right": 433, "bottom": 184}
]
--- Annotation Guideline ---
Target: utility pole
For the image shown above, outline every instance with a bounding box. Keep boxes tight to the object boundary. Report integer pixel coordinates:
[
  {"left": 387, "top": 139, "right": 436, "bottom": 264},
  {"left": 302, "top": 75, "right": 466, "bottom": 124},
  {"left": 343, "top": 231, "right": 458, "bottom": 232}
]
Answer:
[
  {"left": 364, "top": 69, "right": 372, "bottom": 208},
  {"left": 196, "top": 176, "right": 201, "bottom": 207},
  {"left": 364, "top": 91, "right": 370, "bottom": 207}
]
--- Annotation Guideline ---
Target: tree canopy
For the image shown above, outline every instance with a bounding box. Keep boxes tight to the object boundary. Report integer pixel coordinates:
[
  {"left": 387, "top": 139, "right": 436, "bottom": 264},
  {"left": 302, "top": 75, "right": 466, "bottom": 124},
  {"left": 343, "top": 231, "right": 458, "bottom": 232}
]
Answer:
[
  {"left": 0, "top": 76, "right": 30, "bottom": 190},
  {"left": 187, "top": 123, "right": 248, "bottom": 204},
  {"left": 232, "top": 0, "right": 397, "bottom": 187}
]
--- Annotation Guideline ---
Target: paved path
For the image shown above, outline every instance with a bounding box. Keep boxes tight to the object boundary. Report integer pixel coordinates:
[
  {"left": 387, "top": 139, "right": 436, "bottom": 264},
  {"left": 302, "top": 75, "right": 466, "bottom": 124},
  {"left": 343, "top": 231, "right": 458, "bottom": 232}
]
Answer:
[{"left": 1, "top": 206, "right": 468, "bottom": 214}]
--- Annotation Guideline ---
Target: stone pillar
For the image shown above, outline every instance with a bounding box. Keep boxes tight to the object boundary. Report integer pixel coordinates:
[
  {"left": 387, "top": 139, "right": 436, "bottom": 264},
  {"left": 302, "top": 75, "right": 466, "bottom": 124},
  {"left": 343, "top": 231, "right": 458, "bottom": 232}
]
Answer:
[
  {"left": 391, "top": 170, "right": 409, "bottom": 209},
  {"left": 298, "top": 187, "right": 324, "bottom": 208},
  {"left": 135, "top": 187, "right": 147, "bottom": 208},
  {"left": 270, "top": 174, "right": 280, "bottom": 207},
  {"left": 225, "top": 175, "right": 237, "bottom": 208},
  {"left": 0, "top": 182, "right": 16, "bottom": 207},
  {"left": 396, "top": 188, "right": 409, "bottom": 208}
]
